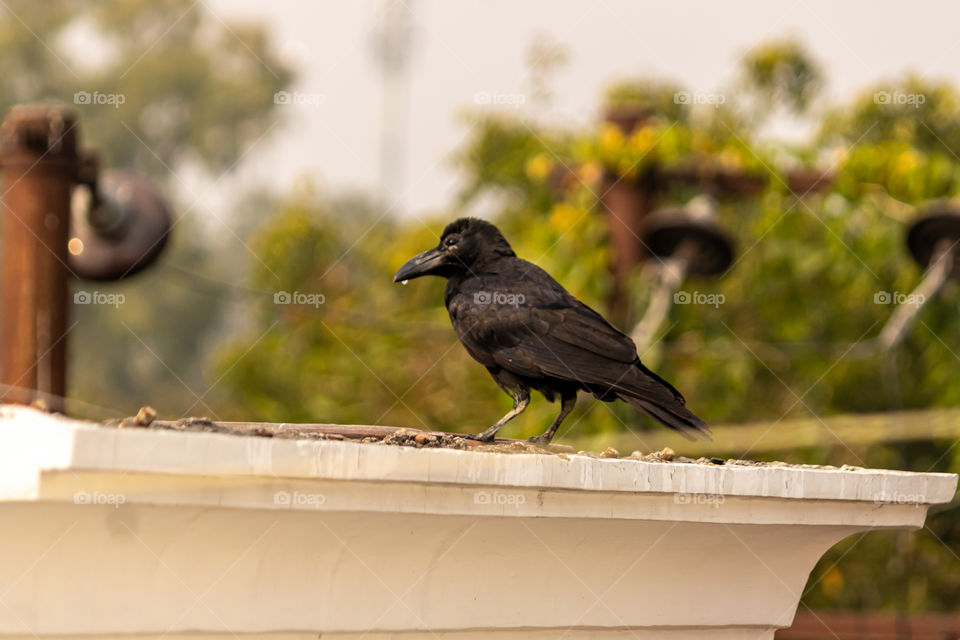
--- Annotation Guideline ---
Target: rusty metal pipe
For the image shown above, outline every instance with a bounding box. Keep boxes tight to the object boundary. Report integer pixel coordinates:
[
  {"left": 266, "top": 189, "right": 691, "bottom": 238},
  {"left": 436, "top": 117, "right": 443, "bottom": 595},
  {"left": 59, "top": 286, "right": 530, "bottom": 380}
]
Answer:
[{"left": 0, "top": 104, "right": 80, "bottom": 411}]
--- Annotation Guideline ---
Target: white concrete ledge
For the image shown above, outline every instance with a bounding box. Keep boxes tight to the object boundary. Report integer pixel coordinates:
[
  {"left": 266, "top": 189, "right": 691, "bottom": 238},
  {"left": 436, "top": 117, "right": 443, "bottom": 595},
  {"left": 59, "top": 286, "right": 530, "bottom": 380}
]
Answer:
[{"left": 0, "top": 405, "right": 955, "bottom": 639}]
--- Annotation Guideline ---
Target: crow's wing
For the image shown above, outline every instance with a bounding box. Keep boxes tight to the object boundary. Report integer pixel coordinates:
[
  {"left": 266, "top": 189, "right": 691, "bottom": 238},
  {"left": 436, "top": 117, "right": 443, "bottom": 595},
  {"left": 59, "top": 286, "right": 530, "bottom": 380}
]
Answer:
[
  {"left": 489, "top": 304, "right": 638, "bottom": 382},
  {"left": 448, "top": 259, "right": 654, "bottom": 388}
]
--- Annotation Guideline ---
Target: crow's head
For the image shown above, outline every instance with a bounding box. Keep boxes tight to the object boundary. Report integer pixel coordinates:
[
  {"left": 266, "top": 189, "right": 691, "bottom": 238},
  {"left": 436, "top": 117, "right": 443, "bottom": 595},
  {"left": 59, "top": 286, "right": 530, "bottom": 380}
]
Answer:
[{"left": 393, "top": 217, "right": 515, "bottom": 282}]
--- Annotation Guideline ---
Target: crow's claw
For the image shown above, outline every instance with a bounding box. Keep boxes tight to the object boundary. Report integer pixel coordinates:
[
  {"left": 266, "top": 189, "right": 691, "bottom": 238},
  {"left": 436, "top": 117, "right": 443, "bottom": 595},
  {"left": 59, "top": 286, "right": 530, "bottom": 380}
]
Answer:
[{"left": 465, "top": 431, "right": 497, "bottom": 443}]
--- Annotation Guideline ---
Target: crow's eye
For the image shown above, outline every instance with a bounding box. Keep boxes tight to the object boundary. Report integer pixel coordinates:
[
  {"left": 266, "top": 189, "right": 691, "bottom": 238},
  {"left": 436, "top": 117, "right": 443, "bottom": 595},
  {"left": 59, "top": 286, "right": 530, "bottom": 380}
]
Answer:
[{"left": 444, "top": 235, "right": 458, "bottom": 247}]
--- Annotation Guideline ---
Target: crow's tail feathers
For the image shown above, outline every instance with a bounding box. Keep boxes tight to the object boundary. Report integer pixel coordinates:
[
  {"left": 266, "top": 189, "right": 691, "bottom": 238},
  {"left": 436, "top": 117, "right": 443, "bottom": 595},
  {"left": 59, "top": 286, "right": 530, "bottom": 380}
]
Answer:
[
  {"left": 616, "top": 363, "right": 711, "bottom": 441},
  {"left": 618, "top": 394, "right": 711, "bottom": 441}
]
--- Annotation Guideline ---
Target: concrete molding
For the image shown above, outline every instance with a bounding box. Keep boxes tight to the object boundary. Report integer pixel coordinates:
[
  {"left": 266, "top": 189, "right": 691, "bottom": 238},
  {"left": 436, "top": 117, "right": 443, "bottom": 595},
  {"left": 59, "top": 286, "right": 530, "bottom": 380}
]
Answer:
[{"left": 0, "top": 405, "right": 955, "bottom": 639}]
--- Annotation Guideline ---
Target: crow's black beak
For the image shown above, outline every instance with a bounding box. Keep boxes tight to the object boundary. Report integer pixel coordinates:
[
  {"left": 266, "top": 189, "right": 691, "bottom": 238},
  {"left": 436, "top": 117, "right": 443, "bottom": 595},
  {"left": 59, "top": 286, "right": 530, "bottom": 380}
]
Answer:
[{"left": 393, "top": 247, "right": 446, "bottom": 282}]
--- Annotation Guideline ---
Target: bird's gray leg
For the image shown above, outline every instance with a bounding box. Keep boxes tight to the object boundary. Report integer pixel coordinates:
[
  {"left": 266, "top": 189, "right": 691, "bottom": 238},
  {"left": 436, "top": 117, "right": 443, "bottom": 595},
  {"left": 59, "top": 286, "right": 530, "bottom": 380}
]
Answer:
[
  {"left": 467, "top": 388, "right": 530, "bottom": 442},
  {"left": 528, "top": 392, "right": 577, "bottom": 446}
]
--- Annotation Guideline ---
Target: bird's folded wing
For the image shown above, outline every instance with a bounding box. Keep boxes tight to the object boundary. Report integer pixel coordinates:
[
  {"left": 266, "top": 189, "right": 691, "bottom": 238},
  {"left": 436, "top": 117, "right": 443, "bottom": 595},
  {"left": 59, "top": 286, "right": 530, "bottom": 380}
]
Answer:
[{"left": 481, "top": 302, "right": 641, "bottom": 384}]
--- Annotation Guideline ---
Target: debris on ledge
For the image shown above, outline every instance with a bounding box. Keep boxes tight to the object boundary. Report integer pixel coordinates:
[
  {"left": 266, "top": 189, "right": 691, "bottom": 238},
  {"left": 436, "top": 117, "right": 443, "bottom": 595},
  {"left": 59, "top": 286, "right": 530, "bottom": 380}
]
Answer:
[{"left": 97, "top": 405, "right": 872, "bottom": 471}]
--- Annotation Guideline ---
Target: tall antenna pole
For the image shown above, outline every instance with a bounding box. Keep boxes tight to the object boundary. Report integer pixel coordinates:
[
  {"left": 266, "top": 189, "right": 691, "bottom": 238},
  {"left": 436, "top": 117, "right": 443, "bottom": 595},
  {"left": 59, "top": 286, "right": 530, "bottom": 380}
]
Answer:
[{"left": 372, "top": 0, "right": 413, "bottom": 214}]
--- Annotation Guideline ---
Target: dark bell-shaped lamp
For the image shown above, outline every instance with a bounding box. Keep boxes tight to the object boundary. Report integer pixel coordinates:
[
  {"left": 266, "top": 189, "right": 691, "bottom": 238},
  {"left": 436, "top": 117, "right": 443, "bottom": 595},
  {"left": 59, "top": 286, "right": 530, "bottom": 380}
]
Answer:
[
  {"left": 631, "top": 195, "right": 735, "bottom": 350},
  {"left": 68, "top": 169, "right": 171, "bottom": 281}
]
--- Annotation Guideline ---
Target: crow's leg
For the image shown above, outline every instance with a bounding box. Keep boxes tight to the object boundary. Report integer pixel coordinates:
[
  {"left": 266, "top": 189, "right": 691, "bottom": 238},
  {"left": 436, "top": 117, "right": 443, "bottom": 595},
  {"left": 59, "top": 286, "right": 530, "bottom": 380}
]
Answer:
[
  {"left": 467, "top": 387, "right": 530, "bottom": 442},
  {"left": 528, "top": 392, "right": 577, "bottom": 445}
]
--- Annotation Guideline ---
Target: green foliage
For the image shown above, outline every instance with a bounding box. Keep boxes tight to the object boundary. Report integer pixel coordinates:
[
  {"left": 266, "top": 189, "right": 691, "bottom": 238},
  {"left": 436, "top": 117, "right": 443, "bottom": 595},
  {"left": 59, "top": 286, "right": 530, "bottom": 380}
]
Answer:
[
  {"left": 604, "top": 79, "right": 691, "bottom": 124},
  {"left": 0, "top": 1, "right": 294, "bottom": 416},
  {"left": 438, "top": 72, "right": 960, "bottom": 432},
  {"left": 1, "top": 13, "right": 954, "bottom": 612},
  {"left": 214, "top": 40, "right": 960, "bottom": 612},
  {"left": 208, "top": 45, "right": 960, "bottom": 439},
  {"left": 0, "top": 0, "right": 294, "bottom": 174},
  {"left": 67, "top": 216, "right": 229, "bottom": 418},
  {"left": 741, "top": 38, "right": 824, "bottom": 115},
  {"left": 821, "top": 75, "right": 960, "bottom": 154}
]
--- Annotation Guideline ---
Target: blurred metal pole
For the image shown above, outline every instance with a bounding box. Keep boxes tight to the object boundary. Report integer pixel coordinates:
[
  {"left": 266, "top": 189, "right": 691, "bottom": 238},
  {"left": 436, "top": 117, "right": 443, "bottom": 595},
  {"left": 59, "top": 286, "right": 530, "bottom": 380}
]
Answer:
[
  {"left": 868, "top": 239, "right": 955, "bottom": 355},
  {"left": 630, "top": 243, "right": 694, "bottom": 351},
  {"left": 877, "top": 240, "right": 953, "bottom": 350},
  {"left": 603, "top": 173, "right": 654, "bottom": 324},
  {"left": 0, "top": 104, "right": 80, "bottom": 411},
  {"left": 601, "top": 106, "right": 656, "bottom": 325},
  {"left": 373, "top": 0, "right": 413, "bottom": 213}
]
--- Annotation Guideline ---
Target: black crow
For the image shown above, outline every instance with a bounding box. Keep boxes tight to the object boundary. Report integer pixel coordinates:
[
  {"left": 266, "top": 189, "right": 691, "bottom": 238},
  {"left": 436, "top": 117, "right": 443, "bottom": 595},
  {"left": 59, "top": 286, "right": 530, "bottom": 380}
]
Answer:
[{"left": 393, "top": 217, "right": 709, "bottom": 444}]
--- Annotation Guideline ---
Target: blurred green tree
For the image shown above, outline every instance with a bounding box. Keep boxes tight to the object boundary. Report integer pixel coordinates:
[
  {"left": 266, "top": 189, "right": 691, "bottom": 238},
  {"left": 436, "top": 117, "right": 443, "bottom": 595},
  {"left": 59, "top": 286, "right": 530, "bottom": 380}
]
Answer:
[
  {"left": 740, "top": 38, "right": 824, "bottom": 117},
  {"left": 0, "top": 0, "right": 294, "bottom": 417},
  {"left": 214, "top": 39, "right": 960, "bottom": 612},
  {"left": 0, "top": 0, "right": 292, "bottom": 173}
]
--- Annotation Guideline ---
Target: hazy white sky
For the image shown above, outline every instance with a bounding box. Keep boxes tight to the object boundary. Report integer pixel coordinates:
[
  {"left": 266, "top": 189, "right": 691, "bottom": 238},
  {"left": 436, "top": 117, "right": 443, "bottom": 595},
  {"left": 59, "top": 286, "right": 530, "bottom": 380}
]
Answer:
[{"left": 205, "top": 0, "right": 960, "bottom": 219}]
